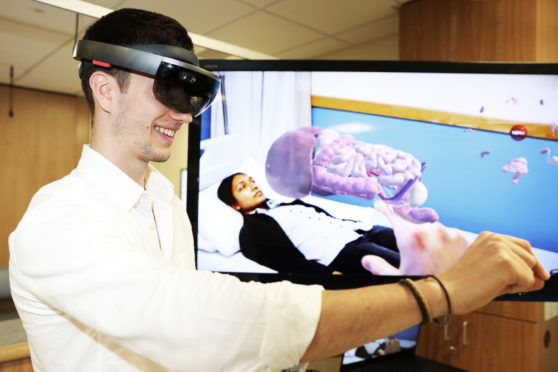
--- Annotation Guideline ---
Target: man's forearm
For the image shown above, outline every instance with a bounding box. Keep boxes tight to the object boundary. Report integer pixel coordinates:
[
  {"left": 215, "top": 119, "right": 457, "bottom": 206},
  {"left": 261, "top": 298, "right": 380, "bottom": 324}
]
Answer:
[
  {"left": 301, "top": 278, "right": 446, "bottom": 362},
  {"left": 301, "top": 231, "right": 550, "bottom": 362}
]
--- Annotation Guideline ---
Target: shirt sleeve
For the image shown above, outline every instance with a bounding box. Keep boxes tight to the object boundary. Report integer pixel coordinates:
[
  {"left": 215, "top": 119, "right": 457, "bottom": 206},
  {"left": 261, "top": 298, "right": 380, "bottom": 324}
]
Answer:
[{"left": 10, "top": 194, "right": 323, "bottom": 371}]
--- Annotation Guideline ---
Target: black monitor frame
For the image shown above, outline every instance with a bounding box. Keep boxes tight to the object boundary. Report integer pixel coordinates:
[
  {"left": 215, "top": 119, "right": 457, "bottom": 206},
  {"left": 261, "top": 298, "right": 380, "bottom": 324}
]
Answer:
[{"left": 187, "top": 59, "right": 558, "bottom": 301}]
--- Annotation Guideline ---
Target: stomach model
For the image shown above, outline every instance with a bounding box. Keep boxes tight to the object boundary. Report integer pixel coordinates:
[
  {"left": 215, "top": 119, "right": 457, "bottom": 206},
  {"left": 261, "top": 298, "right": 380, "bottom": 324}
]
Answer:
[{"left": 265, "top": 127, "right": 438, "bottom": 224}]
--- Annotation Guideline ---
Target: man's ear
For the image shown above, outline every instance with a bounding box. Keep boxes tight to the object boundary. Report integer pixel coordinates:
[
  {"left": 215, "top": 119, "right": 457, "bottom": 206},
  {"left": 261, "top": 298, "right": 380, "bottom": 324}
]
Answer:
[{"left": 89, "top": 71, "right": 117, "bottom": 114}]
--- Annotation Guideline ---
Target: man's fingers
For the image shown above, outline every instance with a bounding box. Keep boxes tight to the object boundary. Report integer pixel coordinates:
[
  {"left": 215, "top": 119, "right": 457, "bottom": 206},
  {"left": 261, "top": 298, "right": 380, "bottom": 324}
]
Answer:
[
  {"left": 533, "top": 261, "right": 550, "bottom": 281},
  {"left": 481, "top": 234, "right": 550, "bottom": 295},
  {"left": 500, "top": 234, "right": 550, "bottom": 281}
]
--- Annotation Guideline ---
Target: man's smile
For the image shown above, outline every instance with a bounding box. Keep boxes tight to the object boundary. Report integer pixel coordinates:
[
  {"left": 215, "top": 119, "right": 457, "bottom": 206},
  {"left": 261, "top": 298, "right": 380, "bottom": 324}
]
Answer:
[{"left": 154, "top": 125, "right": 176, "bottom": 138}]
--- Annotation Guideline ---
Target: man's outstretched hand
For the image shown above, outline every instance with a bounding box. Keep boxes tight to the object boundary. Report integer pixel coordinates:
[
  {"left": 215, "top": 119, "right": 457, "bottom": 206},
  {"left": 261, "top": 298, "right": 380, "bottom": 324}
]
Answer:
[{"left": 436, "top": 231, "right": 549, "bottom": 315}]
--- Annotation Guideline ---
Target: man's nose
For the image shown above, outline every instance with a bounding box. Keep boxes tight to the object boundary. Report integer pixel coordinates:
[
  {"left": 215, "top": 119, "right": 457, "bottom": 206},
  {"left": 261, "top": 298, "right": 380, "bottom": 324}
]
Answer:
[{"left": 168, "top": 109, "right": 193, "bottom": 124}]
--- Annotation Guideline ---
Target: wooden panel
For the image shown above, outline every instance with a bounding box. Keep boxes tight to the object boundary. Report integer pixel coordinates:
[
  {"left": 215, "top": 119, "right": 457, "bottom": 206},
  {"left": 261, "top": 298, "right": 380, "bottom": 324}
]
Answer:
[
  {"left": 0, "top": 357, "right": 33, "bottom": 372},
  {"left": 476, "top": 301, "right": 543, "bottom": 323},
  {"left": 0, "top": 85, "right": 90, "bottom": 267},
  {"left": 416, "top": 312, "right": 541, "bottom": 370},
  {"left": 536, "top": 0, "right": 558, "bottom": 62},
  {"left": 399, "top": 0, "right": 537, "bottom": 62},
  {"left": 458, "top": 312, "right": 540, "bottom": 371},
  {"left": 541, "top": 315, "right": 558, "bottom": 371},
  {"left": 0, "top": 343, "right": 29, "bottom": 364}
]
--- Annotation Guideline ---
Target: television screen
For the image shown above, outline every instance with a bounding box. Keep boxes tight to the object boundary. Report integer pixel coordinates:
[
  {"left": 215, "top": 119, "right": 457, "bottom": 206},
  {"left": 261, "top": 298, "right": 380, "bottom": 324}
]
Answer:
[
  {"left": 189, "top": 59, "right": 557, "bottom": 280},
  {"left": 186, "top": 60, "right": 558, "bottom": 367}
]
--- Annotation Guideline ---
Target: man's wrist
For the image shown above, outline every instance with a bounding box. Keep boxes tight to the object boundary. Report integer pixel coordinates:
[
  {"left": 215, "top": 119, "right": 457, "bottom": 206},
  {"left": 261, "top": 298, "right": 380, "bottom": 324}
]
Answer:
[{"left": 416, "top": 276, "right": 451, "bottom": 322}]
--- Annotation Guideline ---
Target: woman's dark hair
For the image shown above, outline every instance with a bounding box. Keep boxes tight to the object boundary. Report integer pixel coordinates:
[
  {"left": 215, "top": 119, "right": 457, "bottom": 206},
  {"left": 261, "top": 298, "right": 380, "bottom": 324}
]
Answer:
[
  {"left": 217, "top": 173, "right": 244, "bottom": 208},
  {"left": 79, "top": 8, "right": 194, "bottom": 123}
]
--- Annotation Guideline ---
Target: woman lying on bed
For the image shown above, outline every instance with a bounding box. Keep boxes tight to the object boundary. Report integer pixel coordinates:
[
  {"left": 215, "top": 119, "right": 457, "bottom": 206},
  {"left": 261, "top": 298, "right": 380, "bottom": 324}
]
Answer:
[{"left": 217, "top": 172, "right": 400, "bottom": 275}]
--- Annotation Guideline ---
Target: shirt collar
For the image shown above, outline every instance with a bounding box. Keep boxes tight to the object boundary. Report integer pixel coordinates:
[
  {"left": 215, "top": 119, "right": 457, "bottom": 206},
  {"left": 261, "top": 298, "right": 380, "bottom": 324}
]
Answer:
[
  {"left": 74, "top": 145, "right": 174, "bottom": 211},
  {"left": 252, "top": 199, "right": 279, "bottom": 215}
]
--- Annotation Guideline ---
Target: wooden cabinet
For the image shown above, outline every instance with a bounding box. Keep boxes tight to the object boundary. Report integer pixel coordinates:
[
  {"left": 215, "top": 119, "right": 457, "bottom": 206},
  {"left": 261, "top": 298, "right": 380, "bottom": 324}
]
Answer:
[{"left": 415, "top": 301, "right": 558, "bottom": 371}]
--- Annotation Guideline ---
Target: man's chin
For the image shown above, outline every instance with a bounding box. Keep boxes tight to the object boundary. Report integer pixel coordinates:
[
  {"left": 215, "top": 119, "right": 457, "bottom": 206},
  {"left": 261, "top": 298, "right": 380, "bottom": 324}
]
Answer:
[{"left": 149, "top": 151, "right": 171, "bottom": 163}]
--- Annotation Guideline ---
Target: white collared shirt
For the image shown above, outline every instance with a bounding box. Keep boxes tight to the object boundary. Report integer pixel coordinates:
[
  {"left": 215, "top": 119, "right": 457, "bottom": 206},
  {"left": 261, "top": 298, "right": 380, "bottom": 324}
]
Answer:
[
  {"left": 265, "top": 203, "right": 363, "bottom": 266},
  {"left": 9, "top": 145, "right": 323, "bottom": 372}
]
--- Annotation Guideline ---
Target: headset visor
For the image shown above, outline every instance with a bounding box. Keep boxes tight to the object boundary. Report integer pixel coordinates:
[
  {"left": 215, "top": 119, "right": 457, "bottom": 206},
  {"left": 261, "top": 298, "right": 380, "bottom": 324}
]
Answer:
[
  {"left": 73, "top": 40, "right": 221, "bottom": 116},
  {"left": 154, "top": 61, "right": 220, "bottom": 116}
]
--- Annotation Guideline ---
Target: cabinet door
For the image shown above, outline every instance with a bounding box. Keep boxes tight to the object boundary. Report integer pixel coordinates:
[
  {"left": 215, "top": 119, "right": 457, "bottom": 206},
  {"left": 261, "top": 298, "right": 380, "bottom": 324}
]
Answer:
[
  {"left": 416, "top": 312, "right": 540, "bottom": 371},
  {"left": 415, "top": 315, "right": 463, "bottom": 367}
]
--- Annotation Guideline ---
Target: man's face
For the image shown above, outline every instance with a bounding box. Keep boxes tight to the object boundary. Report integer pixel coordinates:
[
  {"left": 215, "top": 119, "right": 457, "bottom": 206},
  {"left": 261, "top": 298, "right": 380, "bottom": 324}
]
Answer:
[
  {"left": 231, "top": 174, "right": 266, "bottom": 214},
  {"left": 112, "top": 72, "right": 192, "bottom": 163}
]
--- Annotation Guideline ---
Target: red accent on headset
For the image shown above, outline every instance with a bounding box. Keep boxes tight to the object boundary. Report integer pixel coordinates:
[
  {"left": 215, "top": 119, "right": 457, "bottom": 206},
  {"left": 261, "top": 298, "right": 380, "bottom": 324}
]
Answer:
[{"left": 92, "top": 60, "right": 111, "bottom": 68}]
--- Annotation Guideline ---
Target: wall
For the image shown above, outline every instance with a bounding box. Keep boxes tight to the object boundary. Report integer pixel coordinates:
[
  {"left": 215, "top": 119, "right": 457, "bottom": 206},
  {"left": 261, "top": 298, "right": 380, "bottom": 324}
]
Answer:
[
  {"left": 0, "top": 84, "right": 191, "bottom": 269},
  {"left": 0, "top": 85, "right": 90, "bottom": 267},
  {"left": 399, "top": 0, "right": 558, "bottom": 62},
  {"left": 536, "top": 0, "right": 558, "bottom": 61}
]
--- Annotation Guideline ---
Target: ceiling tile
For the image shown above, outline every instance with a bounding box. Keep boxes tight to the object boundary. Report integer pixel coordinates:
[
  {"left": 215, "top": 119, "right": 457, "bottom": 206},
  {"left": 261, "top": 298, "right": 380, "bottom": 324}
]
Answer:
[
  {"left": 236, "top": 0, "right": 279, "bottom": 9},
  {"left": 15, "top": 40, "right": 82, "bottom": 95},
  {"left": 114, "top": 0, "right": 256, "bottom": 34},
  {"left": 198, "top": 48, "right": 238, "bottom": 60},
  {"left": 0, "top": 18, "right": 71, "bottom": 85},
  {"left": 335, "top": 14, "right": 398, "bottom": 45},
  {"left": 276, "top": 37, "right": 348, "bottom": 59},
  {"left": 207, "top": 10, "right": 323, "bottom": 55},
  {"left": 1, "top": 0, "right": 85, "bottom": 36},
  {"left": 315, "top": 34, "right": 399, "bottom": 60},
  {"left": 266, "top": 0, "right": 398, "bottom": 35}
]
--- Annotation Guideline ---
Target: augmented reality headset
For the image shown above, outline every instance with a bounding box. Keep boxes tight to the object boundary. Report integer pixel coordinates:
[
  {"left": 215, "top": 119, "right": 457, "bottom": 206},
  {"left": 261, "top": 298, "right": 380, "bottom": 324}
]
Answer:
[{"left": 73, "top": 39, "right": 221, "bottom": 117}]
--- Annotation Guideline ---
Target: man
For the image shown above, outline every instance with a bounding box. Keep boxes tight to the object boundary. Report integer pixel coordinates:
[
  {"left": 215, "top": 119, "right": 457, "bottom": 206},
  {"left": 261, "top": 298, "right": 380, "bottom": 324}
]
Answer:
[
  {"left": 9, "top": 7, "right": 549, "bottom": 372},
  {"left": 217, "top": 172, "right": 400, "bottom": 275}
]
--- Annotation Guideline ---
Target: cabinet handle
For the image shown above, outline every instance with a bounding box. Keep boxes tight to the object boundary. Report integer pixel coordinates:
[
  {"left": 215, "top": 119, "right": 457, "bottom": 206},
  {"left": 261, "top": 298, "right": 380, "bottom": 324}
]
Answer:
[
  {"left": 444, "top": 324, "right": 450, "bottom": 341},
  {"left": 462, "top": 320, "right": 469, "bottom": 345}
]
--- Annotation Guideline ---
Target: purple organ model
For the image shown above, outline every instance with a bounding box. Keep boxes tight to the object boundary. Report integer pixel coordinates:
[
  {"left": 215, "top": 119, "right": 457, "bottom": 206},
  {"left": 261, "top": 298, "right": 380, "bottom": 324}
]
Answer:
[{"left": 265, "top": 127, "right": 439, "bottom": 224}]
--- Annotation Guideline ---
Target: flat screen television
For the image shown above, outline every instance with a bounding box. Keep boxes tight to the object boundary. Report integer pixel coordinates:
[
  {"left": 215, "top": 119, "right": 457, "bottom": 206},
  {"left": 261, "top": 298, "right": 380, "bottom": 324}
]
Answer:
[{"left": 186, "top": 59, "right": 558, "bottom": 367}]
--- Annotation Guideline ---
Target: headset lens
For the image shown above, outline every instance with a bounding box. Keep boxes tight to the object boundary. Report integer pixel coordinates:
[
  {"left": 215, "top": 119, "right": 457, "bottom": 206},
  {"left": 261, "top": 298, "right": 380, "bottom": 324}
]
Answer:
[{"left": 153, "top": 62, "right": 220, "bottom": 116}]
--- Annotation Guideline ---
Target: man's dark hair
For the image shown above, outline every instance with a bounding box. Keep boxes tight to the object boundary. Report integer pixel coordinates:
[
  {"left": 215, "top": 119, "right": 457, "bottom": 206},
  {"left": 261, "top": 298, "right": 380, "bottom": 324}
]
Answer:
[
  {"left": 217, "top": 173, "right": 243, "bottom": 209},
  {"left": 79, "top": 8, "right": 194, "bottom": 122}
]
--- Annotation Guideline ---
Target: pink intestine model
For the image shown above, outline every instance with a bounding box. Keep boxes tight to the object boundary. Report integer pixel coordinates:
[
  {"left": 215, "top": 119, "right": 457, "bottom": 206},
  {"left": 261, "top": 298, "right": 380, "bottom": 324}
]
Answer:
[{"left": 265, "top": 127, "right": 439, "bottom": 224}]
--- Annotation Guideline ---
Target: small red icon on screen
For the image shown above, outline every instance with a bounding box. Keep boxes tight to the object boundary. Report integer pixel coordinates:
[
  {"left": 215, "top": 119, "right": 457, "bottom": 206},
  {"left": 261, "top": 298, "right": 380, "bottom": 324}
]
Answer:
[{"left": 510, "top": 124, "right": 527, "bottom": 141}]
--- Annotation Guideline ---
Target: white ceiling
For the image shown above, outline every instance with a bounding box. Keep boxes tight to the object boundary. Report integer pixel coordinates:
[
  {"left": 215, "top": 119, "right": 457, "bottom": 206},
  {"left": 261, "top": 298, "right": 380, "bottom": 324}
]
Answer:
[{"left": 0, "top": 0, "right": 409, "bottom": 95}]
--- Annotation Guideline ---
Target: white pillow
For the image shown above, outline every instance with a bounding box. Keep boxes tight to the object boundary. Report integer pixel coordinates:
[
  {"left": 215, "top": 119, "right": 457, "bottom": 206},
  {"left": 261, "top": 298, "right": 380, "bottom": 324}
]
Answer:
[
  {"left": 197, "top": 183, "right": 244, "bottom": 256},
  {"left": 197, "top": 160, "right": 276, "bottom": 256}
]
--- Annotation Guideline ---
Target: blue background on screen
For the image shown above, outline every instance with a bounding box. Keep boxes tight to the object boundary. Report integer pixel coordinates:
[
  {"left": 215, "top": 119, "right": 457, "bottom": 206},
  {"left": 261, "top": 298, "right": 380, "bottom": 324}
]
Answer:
[{"left": 312, "top": 107, "right": 558, "bottom": 253}]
